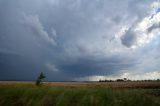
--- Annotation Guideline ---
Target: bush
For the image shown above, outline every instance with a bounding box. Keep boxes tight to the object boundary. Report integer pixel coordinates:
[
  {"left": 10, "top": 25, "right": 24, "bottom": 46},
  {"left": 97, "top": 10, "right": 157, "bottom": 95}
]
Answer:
[
  {"left": 116, "top": 79, "right": 124, "bottom": 82},
  {"left": 35, "top": 72, "right": 46, "bottom": 86}
]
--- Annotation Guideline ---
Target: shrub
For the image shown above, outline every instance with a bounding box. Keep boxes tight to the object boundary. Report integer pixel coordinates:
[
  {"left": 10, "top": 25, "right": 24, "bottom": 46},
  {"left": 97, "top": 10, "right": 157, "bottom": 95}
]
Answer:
[{"left": 35, "top": 72, "right": 46, "bottom": 86}]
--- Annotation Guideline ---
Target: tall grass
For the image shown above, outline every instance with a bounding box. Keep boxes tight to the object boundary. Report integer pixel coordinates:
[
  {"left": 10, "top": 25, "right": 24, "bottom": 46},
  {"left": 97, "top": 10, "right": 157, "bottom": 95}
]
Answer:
[{"left": 0, "top": 83, "right": 160, "bottom": 106}]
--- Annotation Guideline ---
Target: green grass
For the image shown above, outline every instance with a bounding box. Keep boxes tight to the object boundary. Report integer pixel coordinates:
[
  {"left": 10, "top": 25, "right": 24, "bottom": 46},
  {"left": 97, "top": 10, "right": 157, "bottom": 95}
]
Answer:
[{"left": 0, "top": 84, "right": 160, "bottom": 106}]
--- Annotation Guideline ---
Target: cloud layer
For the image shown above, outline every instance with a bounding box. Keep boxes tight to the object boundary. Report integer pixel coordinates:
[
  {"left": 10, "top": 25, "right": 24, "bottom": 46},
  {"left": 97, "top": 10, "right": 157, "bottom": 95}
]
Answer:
[{"left": 0, "top": 0, "right": 160, "bottom": 81}]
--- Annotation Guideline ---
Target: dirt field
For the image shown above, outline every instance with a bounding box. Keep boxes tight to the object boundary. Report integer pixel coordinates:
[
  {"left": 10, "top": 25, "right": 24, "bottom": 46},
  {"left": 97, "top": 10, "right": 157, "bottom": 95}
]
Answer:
[{"left": 0, "top": 81, "right": 160, "bottom": 88}]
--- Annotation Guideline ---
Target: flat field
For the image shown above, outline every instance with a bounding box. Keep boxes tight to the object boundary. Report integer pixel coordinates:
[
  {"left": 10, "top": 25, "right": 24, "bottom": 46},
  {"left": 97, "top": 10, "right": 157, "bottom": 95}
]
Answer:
[{"left": 0, "top": 81, "right": 160, "bottom": 106}]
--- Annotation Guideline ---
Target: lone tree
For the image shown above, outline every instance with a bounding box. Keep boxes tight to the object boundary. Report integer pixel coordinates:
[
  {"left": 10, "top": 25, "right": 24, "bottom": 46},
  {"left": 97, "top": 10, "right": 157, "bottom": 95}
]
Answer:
[{"left": 35, "top": 72, "right": 46, "bottom": 86}]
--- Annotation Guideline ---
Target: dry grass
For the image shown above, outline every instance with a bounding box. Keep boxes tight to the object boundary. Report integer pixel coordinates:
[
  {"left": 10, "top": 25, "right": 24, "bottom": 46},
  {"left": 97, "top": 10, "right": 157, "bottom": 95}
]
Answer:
[
  {"left": 0, "top": 81, "right": 160, "bottom": 106},
  {"left": 43, "top": 81, "right": 160, "bottom": 88},
  {"left": 0, "top": 81, "right": 160, "bottom": 88}
]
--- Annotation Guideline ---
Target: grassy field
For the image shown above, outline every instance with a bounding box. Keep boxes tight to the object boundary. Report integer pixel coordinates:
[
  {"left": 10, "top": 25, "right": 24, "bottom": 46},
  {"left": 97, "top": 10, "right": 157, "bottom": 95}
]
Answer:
[{"left": 0, "top": 82, "right": 160, "bottom": 106}]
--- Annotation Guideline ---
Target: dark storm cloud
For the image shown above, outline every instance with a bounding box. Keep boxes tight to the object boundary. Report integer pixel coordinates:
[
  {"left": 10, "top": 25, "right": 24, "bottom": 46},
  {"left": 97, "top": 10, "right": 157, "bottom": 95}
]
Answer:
[
  {"left": 0, "top": 0, "right": 159, "bottom": 81},
  {"left": 120, "top": 28, "right": 137, "bottom": 48},
  {"left": 147, "top": 23, "right": 160, "bottom": 33},
  {"left": 52, "top": 48, "right": 138, "bottom": 80}
]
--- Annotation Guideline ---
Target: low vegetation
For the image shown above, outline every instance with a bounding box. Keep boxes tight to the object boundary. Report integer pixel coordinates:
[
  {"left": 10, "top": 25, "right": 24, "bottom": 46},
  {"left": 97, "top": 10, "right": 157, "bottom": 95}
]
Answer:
[
  {"left": 99, "top": 78, "right": 160, "bottom": 82},
  {"left": 0, "top": 83, "right": 160, "bottom": 106}
]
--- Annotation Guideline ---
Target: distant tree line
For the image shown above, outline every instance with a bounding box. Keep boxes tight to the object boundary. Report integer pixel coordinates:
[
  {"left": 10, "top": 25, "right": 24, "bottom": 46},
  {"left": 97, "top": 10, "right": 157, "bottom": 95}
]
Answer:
[{"left": 99, "top": 78, "right": 160, "bottom": 82}]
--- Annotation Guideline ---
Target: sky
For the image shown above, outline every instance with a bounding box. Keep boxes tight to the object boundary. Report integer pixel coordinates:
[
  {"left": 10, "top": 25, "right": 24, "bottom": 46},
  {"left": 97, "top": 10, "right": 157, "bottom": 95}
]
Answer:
[{"left": 0, "top": 0, "right": 160, "bottom": 81}]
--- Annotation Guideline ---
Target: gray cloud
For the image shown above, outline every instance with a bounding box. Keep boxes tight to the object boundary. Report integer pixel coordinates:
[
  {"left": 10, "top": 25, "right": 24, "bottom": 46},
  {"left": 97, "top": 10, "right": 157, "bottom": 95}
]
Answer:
[
  {"left": 46, "top": 63, "right": 59, "bottom": 72},
  {"left": 120, "top": 28, "right": 138, "bottom": 48},
  {"left": 0, "top": 48, "right": 21, "bottom": 56},
  {"left": 0, "top": 0, "right": 159, "bottom": 81},
  {"left": 22, "top": 14, "right": 57, "bottom": 46},
  {"left": 120, "top": 7, "right": 160, "bottom": 48},
  {"left": 147, "top": 23, "right": 160, "bottom": 33}
]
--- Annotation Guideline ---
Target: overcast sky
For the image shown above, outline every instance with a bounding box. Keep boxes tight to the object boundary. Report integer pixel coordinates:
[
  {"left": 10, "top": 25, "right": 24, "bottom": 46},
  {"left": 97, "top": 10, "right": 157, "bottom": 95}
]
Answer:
[{"left": 0, "top": 0, "right": 160, "bottom": 81}]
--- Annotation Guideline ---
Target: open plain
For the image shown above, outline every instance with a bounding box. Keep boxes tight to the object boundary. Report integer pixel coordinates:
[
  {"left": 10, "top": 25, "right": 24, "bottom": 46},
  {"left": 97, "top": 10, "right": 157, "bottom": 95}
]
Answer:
[{"left": 0, "top": 81, "right": 160, "bottom": 106}]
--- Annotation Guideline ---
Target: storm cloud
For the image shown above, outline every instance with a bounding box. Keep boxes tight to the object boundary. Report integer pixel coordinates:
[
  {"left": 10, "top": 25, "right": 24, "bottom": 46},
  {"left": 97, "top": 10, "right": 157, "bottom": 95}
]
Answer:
[{"left": 0, "top": 0, "right": 160, "bottom": 81}]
